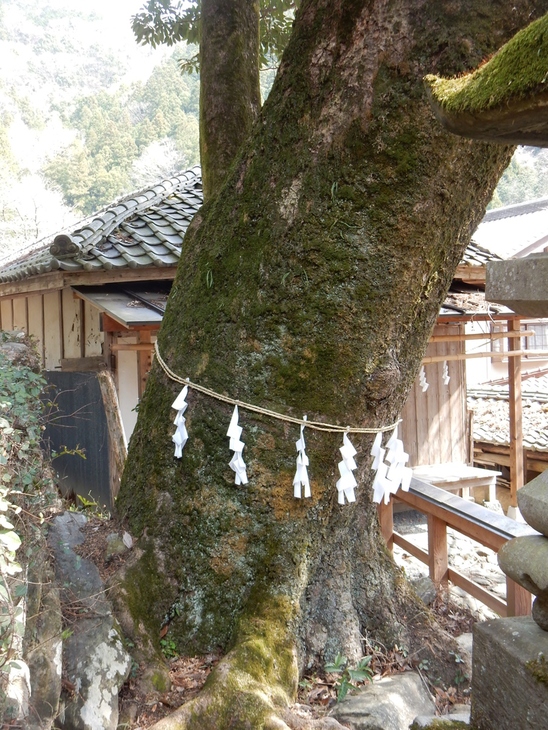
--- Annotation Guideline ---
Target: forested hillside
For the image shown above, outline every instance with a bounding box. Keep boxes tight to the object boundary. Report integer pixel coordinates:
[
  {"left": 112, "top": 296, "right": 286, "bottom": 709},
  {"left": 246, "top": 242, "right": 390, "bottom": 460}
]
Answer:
[
  {"left": 0, "top": 0, "right": 199, "bottom": 255},
  {"left": 0, "top": 0, "right": 546, "bottom": 259},
  {"left": 489, "top": 146, "right": 548, "bottom": 209}
]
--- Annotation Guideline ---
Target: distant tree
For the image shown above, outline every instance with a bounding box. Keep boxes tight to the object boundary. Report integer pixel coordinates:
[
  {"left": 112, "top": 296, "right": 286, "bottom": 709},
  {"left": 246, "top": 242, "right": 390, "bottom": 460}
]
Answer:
[
  {"left": 132, "top": 0, "right": 295, "bottom": 198},
  {"left": 490, "top": 147, "right": 548, "bottom": 208},
  {"left": 42, "top": 56, "right": 201, "bottom": 215},
  {"left": 132, "top": 0, "right": 298, "bottom": 71}
]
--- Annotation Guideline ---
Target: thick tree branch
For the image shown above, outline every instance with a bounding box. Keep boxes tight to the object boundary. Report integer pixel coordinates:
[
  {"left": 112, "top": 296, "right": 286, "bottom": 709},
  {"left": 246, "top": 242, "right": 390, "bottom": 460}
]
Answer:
[{"left": 425, "top": 13, "right": 548, "bottom": 146}]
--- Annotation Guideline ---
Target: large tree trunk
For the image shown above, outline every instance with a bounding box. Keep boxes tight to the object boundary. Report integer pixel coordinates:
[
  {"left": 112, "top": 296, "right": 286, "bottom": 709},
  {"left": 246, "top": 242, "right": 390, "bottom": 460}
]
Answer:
[
  {"left": 200, "top": 0, "right": 261, "bottom": 199},
  {"left": 116, "top": 0, "right": 546, "bottom": 726}
]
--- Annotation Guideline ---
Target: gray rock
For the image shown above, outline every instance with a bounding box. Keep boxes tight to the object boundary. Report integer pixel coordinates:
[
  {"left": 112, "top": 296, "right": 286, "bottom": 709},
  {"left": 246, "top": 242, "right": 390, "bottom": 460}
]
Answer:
[
  {"left": 26, "top": 578, "right": 62, "bottom": 730},
  {"left": 412, "top": 711, "right": 470, "bottom": 727},
  {"left": 330, "top": 672, "right": 435, "bottom": 730},
  {"left": 518, "top": 472, "right": 548, "bottom": 536},
  {"left": 48, "top": 513, "right": 132, "bottom": 730},
  {"left": 455, "top": 632, "right": 473, "bottom": 680},
  {"left": 411, "top": 576, "right": 437, "bottom": 605},
  {"left": 105, "top": 532, "right": 130, "bottom": 560},
  {"left": 498, "top": 535, "right": 548, "bottom": 596},
  {"left": 532, "top": 595, "right": 548, "bottom": 631},
  {"left": 482, "top": 499, "right": 503, "bottom": 514}
]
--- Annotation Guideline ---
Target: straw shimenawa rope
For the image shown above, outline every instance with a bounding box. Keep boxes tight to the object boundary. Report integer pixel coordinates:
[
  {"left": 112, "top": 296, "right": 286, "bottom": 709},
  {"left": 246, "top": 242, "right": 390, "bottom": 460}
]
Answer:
[{"left": 154, "top": 342, "right": 400, "bottom": 435}]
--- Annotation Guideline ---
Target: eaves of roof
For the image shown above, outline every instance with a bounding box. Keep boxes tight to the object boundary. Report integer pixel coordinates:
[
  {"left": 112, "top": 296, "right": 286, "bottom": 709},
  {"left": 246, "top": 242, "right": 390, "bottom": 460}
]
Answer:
[
  {"left": 0, "top": 165, "right": 494, "bottom": 290},
  {"left": 0, "top": 167, "right": 202, "bottom": 285},
  {"left": 482, "top": 197, "right": 548, "bottom": 223}
]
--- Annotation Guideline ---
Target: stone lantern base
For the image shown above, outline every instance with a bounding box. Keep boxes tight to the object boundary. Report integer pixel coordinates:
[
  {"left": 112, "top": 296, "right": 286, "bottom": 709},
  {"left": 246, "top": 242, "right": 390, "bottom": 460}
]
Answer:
[{"left": 472, "top": 616, "right": 548, "bottom": 729}]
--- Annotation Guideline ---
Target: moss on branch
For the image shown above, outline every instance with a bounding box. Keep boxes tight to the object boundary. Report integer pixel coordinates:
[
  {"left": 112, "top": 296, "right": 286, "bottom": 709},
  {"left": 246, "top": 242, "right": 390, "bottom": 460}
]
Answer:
[{"left": 425, "top": 13, "right": 548, "bottom": 115}]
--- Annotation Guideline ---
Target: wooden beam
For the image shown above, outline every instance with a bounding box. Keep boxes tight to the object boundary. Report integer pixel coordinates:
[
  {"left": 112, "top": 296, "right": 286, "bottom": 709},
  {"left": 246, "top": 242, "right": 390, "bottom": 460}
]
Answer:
[
  {"left": 506, "top": 577, "right": 532, "bottom": 617},
  {"left": 454, "top": 265, "right": 486, "bottom": 283},
  {"left": 66, "top": 267, "right": 177, "bottom": 286},
  {"left": 111, "top": 343, "right": 155, "bottom": 352},
  {"left": 377, "top": 500, "right": 394, "bottom": 549},
  {"left": 393, "top": 533, "right": 428, "bottom": 563},
  {"left": 429, "top": 330, "right": 533, "bottom": 343},
  {"left": 60, "top": 357, "right": 107, "bottom": 372},
  {"left": 0, "top": 267, "right": 177, "bottom": 299},
  {"left": 97, "top": 370, "right": 128, "bottom": 503},
  {"left": 437, "top": 313, "right": 523, "bottom": 324},
  {"left": 428, "top": 514, "right": 449, "bottom": 586},
  {"left": 447, "top": 568, "right": 508, "bottom": 616},
  {"left": 99, "top": 313, "right": 160, "bottom": 333},
  {"left": 395, "top": 489, "right": 507, "bottom": 551},
  {"left": 508, "top": 318, "right": 524, "bottom": 508},
  {"left": 422, "top": 349, "right": 531, "bottom": 364},
  {"left": 0, "top": 272, "right": 64, "bottom": 298}
]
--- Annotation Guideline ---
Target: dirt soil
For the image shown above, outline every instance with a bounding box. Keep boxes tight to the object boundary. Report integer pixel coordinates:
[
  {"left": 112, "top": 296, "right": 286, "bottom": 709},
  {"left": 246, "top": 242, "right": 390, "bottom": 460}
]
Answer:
[{"left": 73, "top": 514, "right": 475, "bottom": 728}]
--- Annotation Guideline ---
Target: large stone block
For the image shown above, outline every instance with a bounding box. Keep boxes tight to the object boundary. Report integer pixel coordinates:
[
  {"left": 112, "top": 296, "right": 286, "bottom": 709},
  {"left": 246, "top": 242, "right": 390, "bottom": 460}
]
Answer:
[
  {"left": 518, "top": 473, "right": 548, "bottom": 537},
  {"left": 487, "top": 254, "right": 548, "bottom": 318},
  {"left": 498, "top": 535, "right": 548, "bottom": 594},
  {"left": 471, "top": 616, "right": 548, "bottom": 729}
]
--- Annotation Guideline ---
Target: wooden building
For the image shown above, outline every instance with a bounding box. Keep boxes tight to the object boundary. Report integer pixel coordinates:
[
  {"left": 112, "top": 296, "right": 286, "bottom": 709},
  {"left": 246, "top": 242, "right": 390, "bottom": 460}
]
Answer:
[
  {"left": 0, "top": 168, "right": 202, "bottom": 504},
  {"left": 0, "top": 168, "right": 519, "bottom": 506}
]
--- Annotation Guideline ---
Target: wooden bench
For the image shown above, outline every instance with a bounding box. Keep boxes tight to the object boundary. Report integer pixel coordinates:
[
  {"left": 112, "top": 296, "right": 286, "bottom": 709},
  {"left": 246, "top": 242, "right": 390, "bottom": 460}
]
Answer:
[
  {"left": 412, "top": 463, "right": 501, "bottom": 502},
  {"left": 378, "top": 478, "right": 536, "bottom": 617}
]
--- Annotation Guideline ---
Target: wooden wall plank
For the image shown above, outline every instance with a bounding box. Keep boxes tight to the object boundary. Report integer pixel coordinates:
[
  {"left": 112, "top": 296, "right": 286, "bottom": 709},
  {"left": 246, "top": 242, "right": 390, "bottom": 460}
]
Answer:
[
  {"left": 84, "top": 301, "right": 103, "bottom": 357},
  {"left": 43, "top": 291, "right": 63, "bottom": 370},
  {"left": 12, "top": 297, "right": 27, "bottom": 332},
  {"left": 27, "top": 295, "right": 45, "bottom": 368},
  {"left": 401, "top": 323, "right": 468, "bottom": 467},
  {"left": 62, "top": 288, "right": 83, "bottom": 359},
  {"left": 0, "top": 299, "right": 13, "bottom": 331}
]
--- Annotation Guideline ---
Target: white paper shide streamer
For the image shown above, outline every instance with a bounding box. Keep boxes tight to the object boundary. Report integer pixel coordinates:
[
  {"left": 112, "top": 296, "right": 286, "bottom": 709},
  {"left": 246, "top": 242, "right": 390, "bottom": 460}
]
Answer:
[
  {"left": 293, "top": 417, "right": 311, "bottom": 499},
  {"left": 227, "top": 405, "right": 248, "bottom": 485},
  {"left": 419, "top": 366, "right": 429, "bottom": 392},
  {"left": 171, "top": 385, "right": 189, "bottom": 458},
  {"left": 370, "top": 426, "right": 413, "bottom": 504},
  {"left": 336, "top": 433, "right": 358, "bottom": 504},
  {"left": 442, "top": 361, "right": 451, "bottom": 385}
]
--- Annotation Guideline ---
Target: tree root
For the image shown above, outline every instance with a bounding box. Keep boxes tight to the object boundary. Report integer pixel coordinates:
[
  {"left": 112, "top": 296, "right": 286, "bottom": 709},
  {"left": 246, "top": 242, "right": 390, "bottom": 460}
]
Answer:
[{"left": 146, "top": 595, "right": 348, "bottom": 730}]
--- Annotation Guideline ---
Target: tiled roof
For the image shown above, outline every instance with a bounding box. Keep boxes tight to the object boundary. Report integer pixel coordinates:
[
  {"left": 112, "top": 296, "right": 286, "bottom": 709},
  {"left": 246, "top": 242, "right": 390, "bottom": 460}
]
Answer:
[
  {"left": 483, "top": 198, "right": 548, "bottom": 222},
  {"left": 0, "top": 167, "right": 202, "bottom": 283},
  {"left": 468, "top": 377, "right": 548, "bottom": 452},
  {"left": 460, "top": 240, "right": 501, "bottom": 266},
  {"left": 473, "top": 199, "right": 548, "bottom": 259},
  {"left": 0, "top": 166, "right": 497, "bottom": 285}
]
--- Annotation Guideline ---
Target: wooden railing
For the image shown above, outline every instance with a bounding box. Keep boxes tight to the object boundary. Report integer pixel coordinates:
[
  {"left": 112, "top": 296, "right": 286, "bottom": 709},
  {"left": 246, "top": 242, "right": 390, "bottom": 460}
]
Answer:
[{"left": 378, "top": 478, "right": 536, "bottom": 617}]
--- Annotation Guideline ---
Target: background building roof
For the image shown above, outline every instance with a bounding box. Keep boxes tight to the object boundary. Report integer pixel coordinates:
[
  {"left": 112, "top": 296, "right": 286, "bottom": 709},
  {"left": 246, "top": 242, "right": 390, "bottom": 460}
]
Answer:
[
  {"left": 473, "top": 198, "right": 548, "bottom": 259},
  {"left": 0, "top": 167, "right": 202, "bottom": 283}
]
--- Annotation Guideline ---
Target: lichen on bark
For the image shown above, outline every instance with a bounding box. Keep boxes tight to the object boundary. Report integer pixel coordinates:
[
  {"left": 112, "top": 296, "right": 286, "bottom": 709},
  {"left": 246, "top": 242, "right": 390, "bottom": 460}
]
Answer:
[{"left": 116, "top": 1, "right": 548, "bottom": 726}]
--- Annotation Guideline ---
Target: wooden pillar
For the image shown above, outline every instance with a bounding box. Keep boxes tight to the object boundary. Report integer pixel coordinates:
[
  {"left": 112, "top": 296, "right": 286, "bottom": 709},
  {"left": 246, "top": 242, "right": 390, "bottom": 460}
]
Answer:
[
  {"left": 506, "top": 577, "right": 532, "bottom": 617},
  {"left": 507, "top": 319, "right": 524, "bottom": 508},
  {"left": 98, "top": 370, "right": 128, "bottom": 504},
  {"left": 377, "top": 501, "right": 394, "bottom": 550},
  {"left": 428, "top": 514, "right": 448, "bottom": 586}
]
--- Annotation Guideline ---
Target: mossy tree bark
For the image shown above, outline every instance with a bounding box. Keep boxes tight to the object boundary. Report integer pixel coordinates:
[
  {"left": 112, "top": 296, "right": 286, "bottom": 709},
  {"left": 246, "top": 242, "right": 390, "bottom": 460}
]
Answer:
[
  {"left": 117, "top": 1, "right": 546, "bottom": 727},
  {"left": 200, "top": 0, "right": 261, "bottom": 199}
]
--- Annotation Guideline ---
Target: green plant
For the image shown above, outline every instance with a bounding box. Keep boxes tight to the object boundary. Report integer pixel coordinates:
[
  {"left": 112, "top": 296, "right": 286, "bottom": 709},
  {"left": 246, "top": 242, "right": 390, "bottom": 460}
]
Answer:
[
  {"left": 450, "top": 651, "right": 469, "bottom": 687},
  {"left": 325, "top": 653, "right": 373, "bottom": 702},
  {"left": 159, "top": 636, "right": 178, "bottom": 660}
]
